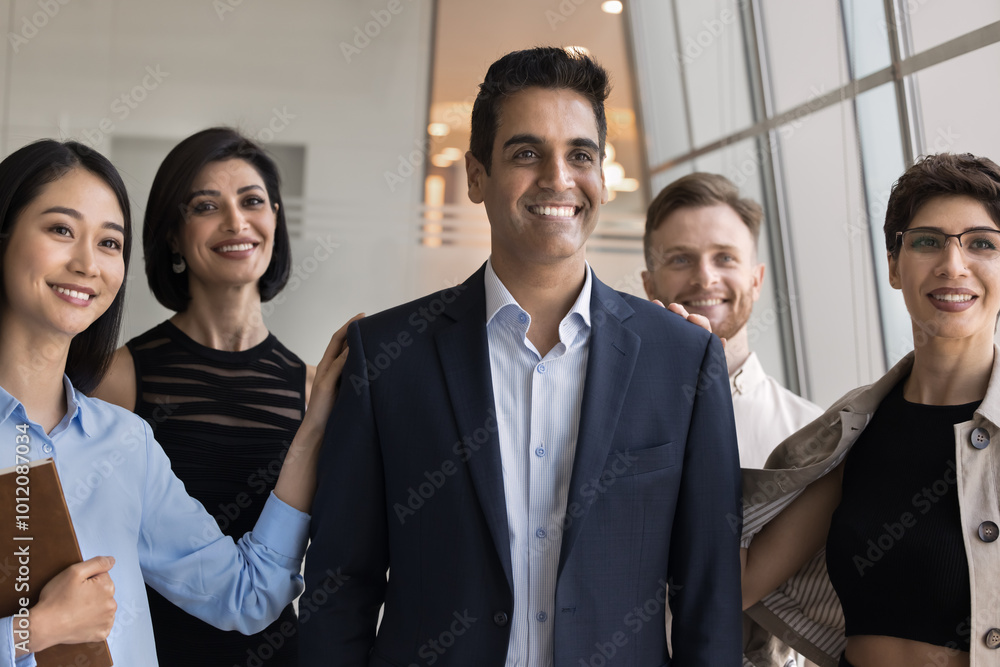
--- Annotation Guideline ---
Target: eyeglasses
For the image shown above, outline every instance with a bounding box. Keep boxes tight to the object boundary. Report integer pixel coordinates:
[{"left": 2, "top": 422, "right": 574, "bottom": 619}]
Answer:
[{"left": 895, "top": 227, "right": 1000, "bottom": 261}]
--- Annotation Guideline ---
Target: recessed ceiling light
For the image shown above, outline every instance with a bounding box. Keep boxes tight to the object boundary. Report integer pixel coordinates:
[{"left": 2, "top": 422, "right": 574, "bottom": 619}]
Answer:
[
  {"left": 564, "top": 46, "right": 590, "bottom": 57},
  {"left": 427, "top": 123, "right": 450, "bottom": 137},
  {"left": 601, "top": 1, "right": 623, "bottom": 15}
]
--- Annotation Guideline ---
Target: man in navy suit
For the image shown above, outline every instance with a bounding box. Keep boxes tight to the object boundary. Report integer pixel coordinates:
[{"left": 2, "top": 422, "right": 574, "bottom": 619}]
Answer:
[{"left": 300, "top": 47, "right": 742, "bottom": 666}]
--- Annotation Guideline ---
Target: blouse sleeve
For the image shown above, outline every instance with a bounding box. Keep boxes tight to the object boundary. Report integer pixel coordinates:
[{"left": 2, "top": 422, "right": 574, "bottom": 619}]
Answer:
[
  {"left": 133, "top": 418, "right": 309, "bottom": 634},
  {"left": 0, "top": 616, "right": 36, "bottom": 667}
]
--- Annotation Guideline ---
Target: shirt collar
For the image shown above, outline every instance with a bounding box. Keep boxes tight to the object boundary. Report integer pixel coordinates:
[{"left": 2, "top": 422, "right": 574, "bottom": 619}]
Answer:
[
  {"left": 0, "top": 376, "right": 92, "bottom": 437},
  {"left": 484, "top": 257, "right": 593, "bottom": 331},
  {"left": 730, "top": 351, "right": 766, "bottom": 396}
]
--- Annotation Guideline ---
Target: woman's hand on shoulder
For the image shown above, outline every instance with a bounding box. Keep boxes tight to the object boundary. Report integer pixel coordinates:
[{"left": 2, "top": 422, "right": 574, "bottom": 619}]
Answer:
[
  {"left": 90, "top": 347, "right": 136, "bottom": 410},
  {"left": 299, "top": 313, "right": 364, "bottom": 436},
  {"left": 19, "top": 556, "right": 117, "bottom": 655}
]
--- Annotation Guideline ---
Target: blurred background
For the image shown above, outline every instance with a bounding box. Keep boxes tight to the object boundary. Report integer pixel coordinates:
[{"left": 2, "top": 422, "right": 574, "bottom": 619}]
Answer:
[{"left": 1, "top": 0, "right": 997, "bottom": 408}]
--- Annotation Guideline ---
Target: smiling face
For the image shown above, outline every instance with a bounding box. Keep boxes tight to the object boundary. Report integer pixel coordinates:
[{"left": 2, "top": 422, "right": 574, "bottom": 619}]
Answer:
[
  {"left": 1, "top": 168, "right": 126, "bottom": 340},
  {"left": 889, "top": 195, "right": 1000, "bottom": 346},
  {"left": 175, "top": 158, "right": 277, "bottom": 295},
  {"left": 642, "top": 204, "right": 764, "bottom": 340},
  {"left": 466, "top": 86, "right": 608, "bottom": 271}
]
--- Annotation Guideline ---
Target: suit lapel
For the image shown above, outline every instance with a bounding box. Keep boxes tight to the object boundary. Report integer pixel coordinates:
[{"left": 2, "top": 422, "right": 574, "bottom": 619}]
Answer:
[
  {"left": 558, "top": 276, "right": 640, "bottom": 576},
  {"left": 436, "top": 266, "right": 513, "bottom": 589}
]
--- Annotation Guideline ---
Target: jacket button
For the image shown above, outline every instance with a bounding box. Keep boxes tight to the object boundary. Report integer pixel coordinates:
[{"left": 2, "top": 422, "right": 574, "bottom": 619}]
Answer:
[
  {"left": 493, "top": 611, "right": 509, "bottom": 627},
  {"left": 985, "top": 628, "right": 1000, "bottom": 649},
  {"left": 971, "top": 427, "right": 991, "bottom": 449},
  {"left": 979, "top": 521, "right": 999, "bottom": 543}
]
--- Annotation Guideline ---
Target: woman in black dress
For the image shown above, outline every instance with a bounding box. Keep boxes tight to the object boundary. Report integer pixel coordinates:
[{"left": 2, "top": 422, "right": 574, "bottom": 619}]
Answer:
[{"left": 94, "top": 127, "right": 356, "bottom": 666}]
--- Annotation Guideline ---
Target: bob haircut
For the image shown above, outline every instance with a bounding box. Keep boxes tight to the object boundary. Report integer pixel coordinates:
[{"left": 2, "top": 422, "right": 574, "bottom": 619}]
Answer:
[
  {"left": 0, "top": 140, "right": 132, "bottom": 394},
  {"left": 469, "top": 46, "right": 611, "bottom": 176},
  {"left": 144, "top": 127, "right": 291, "bottom": 312},
  {"left": 885, "top": 152, "right": 1000, "bottom": 257}
]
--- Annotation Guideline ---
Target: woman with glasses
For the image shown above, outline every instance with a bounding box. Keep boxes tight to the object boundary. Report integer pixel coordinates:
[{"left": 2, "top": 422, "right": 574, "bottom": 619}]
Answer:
[{"left": 740, "top": 153, "right": 1000, "bottom": 667}]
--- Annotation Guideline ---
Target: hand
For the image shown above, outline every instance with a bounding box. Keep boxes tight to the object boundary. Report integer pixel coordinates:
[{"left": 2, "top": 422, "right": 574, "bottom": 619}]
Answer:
[
  {"left": 274, "top": 313, "right": 364, "bottom": 512},
  {"left": 23, "top": 556, "right": 116, "bottom": 654},
  {"left": 655, "top": 300, "right": 727, "bottom": 349},
  {"left": 299, "top": 313, "right": 364, "bottom": 435}
]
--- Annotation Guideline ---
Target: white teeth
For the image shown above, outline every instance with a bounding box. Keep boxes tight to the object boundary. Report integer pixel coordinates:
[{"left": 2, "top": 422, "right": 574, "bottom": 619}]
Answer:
[
  {"left": 53, "top": 286, "right": 92, "bottom": 300},
  {"left": 688, "top": 299, "right": 724, "bottom": 307},
  {"left": 216, "top": 243, "right": 254, "bottom": 253},
  {"left": 933, "top": 293, "right": 974, "bottom": 302},
  {"left": 531, "top": 205, "right": 576, "bottom": 217}
]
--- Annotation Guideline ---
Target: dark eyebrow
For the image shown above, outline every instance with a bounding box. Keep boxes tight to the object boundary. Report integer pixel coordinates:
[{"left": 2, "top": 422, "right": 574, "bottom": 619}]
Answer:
[
  {"left": 42, "top": 207, "right": 123, "bottom": 233},
  {"left": 185, "top": 189, "right": 220, "bottom": 203},
  {"left": 502, "top": 134, "right": 600, "bottom": 154},
  {"left": 237, "top": 185, "right": 264, "bottom": 194},
  {"left": 42, "top": 206, "right": 82, "bottom": 219},
  {"left": 570, "top": 137, "right": 600, "bottom": 153},
  {"left": 503, "top": 134, "right": 543, "bottom": 150}
]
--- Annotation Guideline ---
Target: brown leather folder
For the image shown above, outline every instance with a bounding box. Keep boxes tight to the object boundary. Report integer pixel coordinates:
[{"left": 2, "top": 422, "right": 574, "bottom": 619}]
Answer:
[{"left": 1, "top": 458, "right": 112, "bottom": 666}]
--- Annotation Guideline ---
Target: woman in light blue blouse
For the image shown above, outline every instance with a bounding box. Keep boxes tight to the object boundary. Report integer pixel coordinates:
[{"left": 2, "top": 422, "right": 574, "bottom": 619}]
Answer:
[{"left": 0, "top": 139, "right": 352, "bottom": 667}]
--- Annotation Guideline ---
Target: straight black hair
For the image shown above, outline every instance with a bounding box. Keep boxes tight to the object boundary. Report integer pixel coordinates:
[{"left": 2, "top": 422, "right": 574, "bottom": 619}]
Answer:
[
  {"left": 0, "top": 140, "right": 132, "bottom": 393},
  {"left": 144, "top": 127, "right": 291, "bottom": 312}
]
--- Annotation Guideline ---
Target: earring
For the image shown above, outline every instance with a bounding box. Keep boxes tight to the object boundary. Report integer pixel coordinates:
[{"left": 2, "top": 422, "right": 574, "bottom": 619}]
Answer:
[{"left": 171, "top": 252, "right": 186, "bottom": 274}]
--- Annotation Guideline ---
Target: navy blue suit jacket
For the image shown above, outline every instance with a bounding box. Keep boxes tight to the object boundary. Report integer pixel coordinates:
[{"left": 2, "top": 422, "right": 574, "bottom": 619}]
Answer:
[{"left": 300, "top": 265, "right": 742, "bottom": 666}]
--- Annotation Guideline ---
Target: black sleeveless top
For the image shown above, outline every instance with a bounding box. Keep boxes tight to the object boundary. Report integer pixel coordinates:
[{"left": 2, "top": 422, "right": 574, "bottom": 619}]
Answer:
[
  {"left": 127, "top": 320, "right": 306, "bottom": 665},
  {"left": 826, "top": 379, "right": 975, "bottom": 652}
]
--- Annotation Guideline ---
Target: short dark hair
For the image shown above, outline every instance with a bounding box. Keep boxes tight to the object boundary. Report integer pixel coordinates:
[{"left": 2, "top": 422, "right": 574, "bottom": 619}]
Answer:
[
  {"left": 470, "top": 47, "right": 611, "bottom": 175},
  {"left": 643, "top": 172, "right": 763, "bottom": 269},
  {"left": 885, "top": 153, "right": 1000, "bottom": 257},
  {"left": 0, "top": 140, "right": 132, "bottom": 394},
  {"left": 144, "top": 127, "right": 291, "bottom": 311}
]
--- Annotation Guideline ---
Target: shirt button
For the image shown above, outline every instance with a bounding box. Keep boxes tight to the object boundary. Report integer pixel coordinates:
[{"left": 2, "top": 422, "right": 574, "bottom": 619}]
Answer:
[
  {"left": 536, "top": 528, "right": 546, "bottom": 538},
  {"left": 518, "top": 313, "right": 527, "bottom": 324},
  {"left": 971, "top": 427, "right": 991, "bottom": 449},
  {"left": 537, "top": 364, "right": 546, "bottom": 374},
  {"left": 537, "top": 611, "right": 547, "bottom": 622},
  {"left": 979, "top": 521, "right": 999, "bottom": 543},
  {"left": 535, "top": 447, "right": 546, "bottom": 458},
  {"left": 986, "top": 628, "right": 1000, "bottom": 649},
  {"left": 493, "top": 611, "right": 509, "bottom": 627},
  {"left": 41, "top": 443, "right": 53, "bottom": 454}
]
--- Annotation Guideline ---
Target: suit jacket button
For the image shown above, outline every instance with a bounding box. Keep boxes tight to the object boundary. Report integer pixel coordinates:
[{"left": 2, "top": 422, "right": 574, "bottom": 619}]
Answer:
[
  {"left": 493, "top": 611, "right": 509, "bottom": 627},
  {"left": 985, "top": 628, "right": 1000, "bottom": 649},
  {"left": 971, "top": 427, "right": 991, "bottom": 449},
  {"left": 979, "top": 521, "right": 999, "bottom": 543}
]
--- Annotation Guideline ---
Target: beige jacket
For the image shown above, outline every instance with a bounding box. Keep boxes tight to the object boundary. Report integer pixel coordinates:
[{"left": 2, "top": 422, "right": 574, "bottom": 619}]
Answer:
[{"left": 741, "top": 348, "right": 1000, "bottom": 667}]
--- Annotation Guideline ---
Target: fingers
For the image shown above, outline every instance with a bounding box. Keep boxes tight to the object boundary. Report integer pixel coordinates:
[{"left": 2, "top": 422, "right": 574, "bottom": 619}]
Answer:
[
  {"left": 665, "top": 302, "right": 689, "bottom": 318},
  {"left": 75, "top": 555, "right": 115, "bottom": 579},
  {"left": 318, "top": 313, "right": 364, "bottom": 370}
]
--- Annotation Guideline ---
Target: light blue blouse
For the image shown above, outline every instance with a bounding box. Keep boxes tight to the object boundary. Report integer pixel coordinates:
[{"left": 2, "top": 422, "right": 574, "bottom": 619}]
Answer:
[{"left": 1, "top": 377, "right": 309, "bottom": 667}]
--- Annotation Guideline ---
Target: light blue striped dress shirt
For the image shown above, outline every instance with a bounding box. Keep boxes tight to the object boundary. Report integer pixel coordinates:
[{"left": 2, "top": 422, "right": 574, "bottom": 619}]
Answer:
[{"left": 484, "top": 259, "right": 592, "bottom": 667}]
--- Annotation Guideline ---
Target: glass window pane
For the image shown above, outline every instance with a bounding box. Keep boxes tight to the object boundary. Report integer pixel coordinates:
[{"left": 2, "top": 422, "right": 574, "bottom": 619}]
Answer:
[
  {"left": 674, "top": 0, "right": 755, "bottom": 147},
  {"left": 854, "top": 83, "right": 911, "bottom": 367},
  {"left": 913, "top": 41, "right": 1000, "bottom": 160},
  {"left": 778, "top": 101, "right": 884, "bottom": 407},
  {"left": 841, "top": 0, "right": 893, "bottom": 79},
  {"left": 629, "top": 0, "right": 691, "bottom": 165},
  {"left": 906, "top": 0, "right": 1000, "bottom": 54},
  {"left": 760, "top": 0, "right": 851, "bottom": 114}
]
